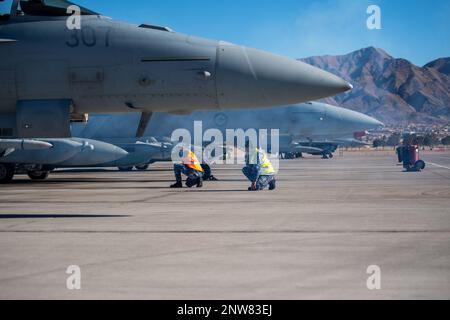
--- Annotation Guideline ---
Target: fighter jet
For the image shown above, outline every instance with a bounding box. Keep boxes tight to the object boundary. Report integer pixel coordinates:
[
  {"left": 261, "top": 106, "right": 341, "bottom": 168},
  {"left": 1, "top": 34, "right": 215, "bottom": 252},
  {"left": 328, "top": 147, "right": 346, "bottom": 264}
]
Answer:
[
  {"left": 0, "top": 0, "right": 354, "bottom": 182},
  {"left": 71, "top": 102, "right": 381, "bottom": 176},
  {"left": 0, "top": 0, "right": 351, "bottom": 135},
  {"left": 73, "top": 101, "right": 383, "bottom": 159},
  {"left": 0, "top": 102, "right": 382, "bottom": 182}
]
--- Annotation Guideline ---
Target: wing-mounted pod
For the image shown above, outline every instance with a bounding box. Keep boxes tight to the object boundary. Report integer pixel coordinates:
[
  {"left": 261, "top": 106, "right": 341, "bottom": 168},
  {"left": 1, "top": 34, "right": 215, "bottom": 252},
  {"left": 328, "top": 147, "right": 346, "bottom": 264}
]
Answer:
[
  {"left": 0, "top": 138, "right": 53, "bottom": 158},
  {"left": 0, "top": 139, "right": 52, "bottom": 151}
]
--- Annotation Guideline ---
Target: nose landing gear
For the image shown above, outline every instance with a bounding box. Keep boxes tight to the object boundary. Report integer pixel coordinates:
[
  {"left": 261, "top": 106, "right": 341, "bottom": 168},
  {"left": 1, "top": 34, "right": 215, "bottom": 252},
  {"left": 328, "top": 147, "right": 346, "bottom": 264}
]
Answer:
[
  {"left": 27, "top": 170, "right": 50, "bottom": 180},
  {"left": 0, "top": 163, "right": 15, "bottom": 184},
  {"left": 322, "top": 152, "right": 334, "bottom": 159}
]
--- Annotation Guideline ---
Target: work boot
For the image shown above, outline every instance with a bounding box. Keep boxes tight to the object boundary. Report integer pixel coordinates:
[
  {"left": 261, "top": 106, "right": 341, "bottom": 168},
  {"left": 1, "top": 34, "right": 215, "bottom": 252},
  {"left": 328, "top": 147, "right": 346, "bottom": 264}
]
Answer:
[
  {"left": 170, "top": 181, "right": 183, "bottom": 188},
  {"left": 269, "top": 179, "right": 276, "bottom": 191},
  {"left": 196, "top": 178, "right": 203, "bottom": 188}
]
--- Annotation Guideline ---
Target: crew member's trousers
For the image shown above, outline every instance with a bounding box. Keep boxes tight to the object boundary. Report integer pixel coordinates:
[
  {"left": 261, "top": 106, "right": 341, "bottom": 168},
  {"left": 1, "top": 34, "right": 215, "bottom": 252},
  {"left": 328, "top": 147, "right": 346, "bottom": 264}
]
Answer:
[
  {"left": 174, "top": 164, "right": 203, "bottom": 182},
  {"left": 242, "top": 166, "right": 275, "bottom": 190}
]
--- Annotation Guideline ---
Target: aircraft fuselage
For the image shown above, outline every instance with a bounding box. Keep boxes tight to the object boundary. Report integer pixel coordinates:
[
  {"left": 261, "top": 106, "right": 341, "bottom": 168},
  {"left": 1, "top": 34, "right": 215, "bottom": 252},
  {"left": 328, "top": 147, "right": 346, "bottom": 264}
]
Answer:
[{"left": 0, "top": 16, "right": 220, "bottom": 114}]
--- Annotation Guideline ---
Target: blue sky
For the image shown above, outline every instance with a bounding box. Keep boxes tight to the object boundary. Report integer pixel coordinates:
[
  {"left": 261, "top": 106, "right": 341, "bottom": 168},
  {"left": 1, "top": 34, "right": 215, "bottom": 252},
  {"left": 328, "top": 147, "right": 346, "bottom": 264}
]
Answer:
[{"left": 4, "top": 0, "right": 449, "bottom": 65}]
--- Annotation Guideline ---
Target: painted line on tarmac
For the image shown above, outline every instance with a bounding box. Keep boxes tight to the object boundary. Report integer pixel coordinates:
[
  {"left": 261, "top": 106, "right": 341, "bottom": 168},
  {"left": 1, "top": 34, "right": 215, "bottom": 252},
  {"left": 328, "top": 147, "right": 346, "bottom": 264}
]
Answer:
[
  {"left": 1, "top": 229, "right": 449, "bottom": 234},
  {"left": 428, "top": 155, "right": 450, "bottom": 160},
  {"left": 428, "top": 162, "right": 450, "bottom": 170}
]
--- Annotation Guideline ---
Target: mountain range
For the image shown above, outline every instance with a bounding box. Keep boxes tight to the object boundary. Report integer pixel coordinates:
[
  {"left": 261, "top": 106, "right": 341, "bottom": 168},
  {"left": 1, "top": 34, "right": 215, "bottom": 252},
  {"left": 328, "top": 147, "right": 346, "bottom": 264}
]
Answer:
[{"left": 300, "top": 47, "right": 450, "bottom": 125}]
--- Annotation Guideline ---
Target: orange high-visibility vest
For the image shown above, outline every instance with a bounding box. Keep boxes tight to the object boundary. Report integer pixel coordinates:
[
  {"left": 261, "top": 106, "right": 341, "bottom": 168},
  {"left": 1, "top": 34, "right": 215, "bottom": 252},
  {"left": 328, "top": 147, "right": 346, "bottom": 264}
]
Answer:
[{"left": 182, "top": 150, "right": 204, "bottom": 172}]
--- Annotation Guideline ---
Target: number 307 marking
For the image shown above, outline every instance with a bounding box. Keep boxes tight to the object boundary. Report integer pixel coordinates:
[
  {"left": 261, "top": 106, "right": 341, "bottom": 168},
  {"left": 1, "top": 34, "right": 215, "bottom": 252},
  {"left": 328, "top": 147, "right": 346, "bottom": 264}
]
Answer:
[{"left": 66, "top": 27, "right": 111, "bottom": 48}]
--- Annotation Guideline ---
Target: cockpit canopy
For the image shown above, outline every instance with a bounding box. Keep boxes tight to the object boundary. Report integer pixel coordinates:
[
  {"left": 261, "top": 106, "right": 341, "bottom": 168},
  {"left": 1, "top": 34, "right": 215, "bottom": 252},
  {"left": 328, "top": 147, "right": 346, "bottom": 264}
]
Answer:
[
  {"left": 19, "top": 0, "right": 97, "bottom": 16},
  {"left": 1, "top": 0, "right": 97, "bottom": 19}
]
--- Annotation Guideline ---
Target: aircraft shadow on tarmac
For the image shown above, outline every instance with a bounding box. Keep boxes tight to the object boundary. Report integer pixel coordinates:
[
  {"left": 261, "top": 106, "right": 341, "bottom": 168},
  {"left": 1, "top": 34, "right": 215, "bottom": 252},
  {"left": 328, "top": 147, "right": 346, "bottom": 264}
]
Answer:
[
  {"left": 7, "top": 176, "right": 247, "bottom": 185},
  {"left": 187, "top": 189, "right": 249, "bottom": 193},
  {"left": 6, "top": 178, "right": 177, "bottom": 185},
  {"left": 54, "top": 169, "right": 172, "bottom": 173},
  {"left": 0, "top": 214, "right": 131, "bottom": 219}
]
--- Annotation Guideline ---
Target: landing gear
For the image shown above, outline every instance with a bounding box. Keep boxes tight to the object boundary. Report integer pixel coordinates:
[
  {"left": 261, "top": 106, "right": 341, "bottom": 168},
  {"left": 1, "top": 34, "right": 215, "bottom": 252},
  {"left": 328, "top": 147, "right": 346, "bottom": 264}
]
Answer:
[
  {"left": 0, "top": 163, "right": 15, "bottom": 184},
  {"left": 135, "top": 164, "right": 149, "bottom": 171},
  {"left": 118, "top": 166, "right": 134, "bottom": 172},
  {"left": 322, "top": 152, "right": 333, "bottom": 159},
  {"left": 282, "top": 153, "right": 295, "bottom": 160},
  {"left": 27, "top": 170, "right": 49, "bottom": 180}
]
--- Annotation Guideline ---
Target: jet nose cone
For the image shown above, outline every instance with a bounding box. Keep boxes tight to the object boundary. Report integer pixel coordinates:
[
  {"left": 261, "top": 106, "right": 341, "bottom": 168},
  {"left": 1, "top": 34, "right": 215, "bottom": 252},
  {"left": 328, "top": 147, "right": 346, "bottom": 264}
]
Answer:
[
  {"left": 371, "top": 118, "right": 384, "bottom": 128},
  {"left": 360, "top": 114, "right": 384, "bottom": 129},
  {"left": 216, "top": 44, "right": 352, "bottom": 109},
  {"left": 339, "top": 107, "right": 384, "bottom": 131}
]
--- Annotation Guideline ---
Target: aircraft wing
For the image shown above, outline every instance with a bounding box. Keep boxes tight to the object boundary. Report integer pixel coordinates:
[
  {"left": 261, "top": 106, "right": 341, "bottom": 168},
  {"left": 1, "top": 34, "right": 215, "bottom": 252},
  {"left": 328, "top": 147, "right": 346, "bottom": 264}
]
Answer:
[
  {"left": 291, "top": 144, "right": 325, "bottom": 154},
  {"left": 333, "top": 138, "right": 370, "bottom": 146},
  {"left": 0, "top": 39, "right": 17, "bottom": 44}
]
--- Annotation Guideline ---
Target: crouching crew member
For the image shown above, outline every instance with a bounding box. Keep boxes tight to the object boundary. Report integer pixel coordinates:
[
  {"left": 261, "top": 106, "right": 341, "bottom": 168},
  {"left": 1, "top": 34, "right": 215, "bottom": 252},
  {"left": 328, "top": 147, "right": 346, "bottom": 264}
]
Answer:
[
  {"left": 242, "top": 142, "right": 276, "bottom": 191},
  {"left": 170, "top": 148, "right": 204, "bottom": 188}
]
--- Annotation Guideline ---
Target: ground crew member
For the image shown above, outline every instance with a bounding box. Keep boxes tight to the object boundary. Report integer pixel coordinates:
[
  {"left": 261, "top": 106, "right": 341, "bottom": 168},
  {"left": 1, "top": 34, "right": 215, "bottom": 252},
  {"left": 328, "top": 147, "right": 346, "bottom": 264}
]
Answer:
[
  {"left": 170, "top": 147, "right": 204, "bottom": 188},
  {"left": 242, "top": 142, "right": 276, "bottom": 191}
]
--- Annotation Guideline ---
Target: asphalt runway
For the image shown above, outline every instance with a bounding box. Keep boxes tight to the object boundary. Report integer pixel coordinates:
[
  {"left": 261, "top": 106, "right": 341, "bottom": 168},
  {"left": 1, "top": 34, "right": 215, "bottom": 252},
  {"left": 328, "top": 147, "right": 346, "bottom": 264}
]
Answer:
[{"left": 0, "top": 151, "right": 449, "bottom": 299}]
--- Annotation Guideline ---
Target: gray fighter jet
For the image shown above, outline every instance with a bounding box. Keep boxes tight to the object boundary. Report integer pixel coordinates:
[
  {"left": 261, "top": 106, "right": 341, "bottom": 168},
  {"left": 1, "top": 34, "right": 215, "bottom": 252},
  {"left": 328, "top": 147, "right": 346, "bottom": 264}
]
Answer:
[
  {"left": 0, "top": 0, "right": 353, "bottom": 182},
  {"left": 0, "top": 102, "right": 382, "bottom": 182},
  {"left": 73, "top": 102, "right": 382, "bottom": 177},
  {"left": 0, "top": 1, "right": 351, "bottom": 130},
  {"left": 73, "top": 101, "right": 383, "bottom": 159}
]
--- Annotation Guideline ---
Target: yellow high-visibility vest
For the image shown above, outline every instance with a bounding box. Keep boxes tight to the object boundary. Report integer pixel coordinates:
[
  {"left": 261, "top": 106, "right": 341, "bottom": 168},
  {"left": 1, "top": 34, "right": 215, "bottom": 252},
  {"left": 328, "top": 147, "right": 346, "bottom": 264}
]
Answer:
[
  {"left": 250, "top": 148, "right": 275, "bottom": 175},
  {"left": 182, "top": 150, "right": 204, "bottom": 172}
]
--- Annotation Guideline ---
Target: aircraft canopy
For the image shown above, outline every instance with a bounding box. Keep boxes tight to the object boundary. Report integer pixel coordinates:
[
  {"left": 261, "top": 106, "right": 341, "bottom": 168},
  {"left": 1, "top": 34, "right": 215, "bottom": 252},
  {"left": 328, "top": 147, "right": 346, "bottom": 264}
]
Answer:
[{"left": 16, "top": 0, "right": 98, "bottom": 16}]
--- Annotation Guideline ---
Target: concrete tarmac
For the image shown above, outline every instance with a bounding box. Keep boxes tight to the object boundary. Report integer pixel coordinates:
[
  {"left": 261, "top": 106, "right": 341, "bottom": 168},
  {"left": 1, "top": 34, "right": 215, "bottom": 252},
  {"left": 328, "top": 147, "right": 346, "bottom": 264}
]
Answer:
[{"left": 0, "top": 151, "right": 449, "bottom": 299}]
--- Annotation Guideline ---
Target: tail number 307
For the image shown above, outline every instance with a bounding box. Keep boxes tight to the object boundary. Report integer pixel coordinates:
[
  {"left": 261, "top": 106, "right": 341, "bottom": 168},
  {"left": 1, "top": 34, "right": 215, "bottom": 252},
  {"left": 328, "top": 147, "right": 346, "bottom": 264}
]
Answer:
[{"left": 66, "top": 27, "right": 111, "bottom": 48}]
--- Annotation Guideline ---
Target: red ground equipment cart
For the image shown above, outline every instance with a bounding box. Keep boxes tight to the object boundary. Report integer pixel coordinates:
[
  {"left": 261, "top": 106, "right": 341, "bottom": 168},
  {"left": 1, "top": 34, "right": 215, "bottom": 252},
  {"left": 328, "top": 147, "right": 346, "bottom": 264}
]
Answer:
[{"left": 396, "top": 145, "right": 426, "bottom": 172}]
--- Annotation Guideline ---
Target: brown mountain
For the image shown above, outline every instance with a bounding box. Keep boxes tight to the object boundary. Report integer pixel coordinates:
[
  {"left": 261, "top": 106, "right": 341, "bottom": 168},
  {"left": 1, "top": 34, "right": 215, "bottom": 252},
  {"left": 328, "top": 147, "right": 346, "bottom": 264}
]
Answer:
[
  {"left": 300, "top": 47, "right": 450, "bottom": 125},
  {"left": 425, "top": 57, "right": 450, "bottom": 76}
]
